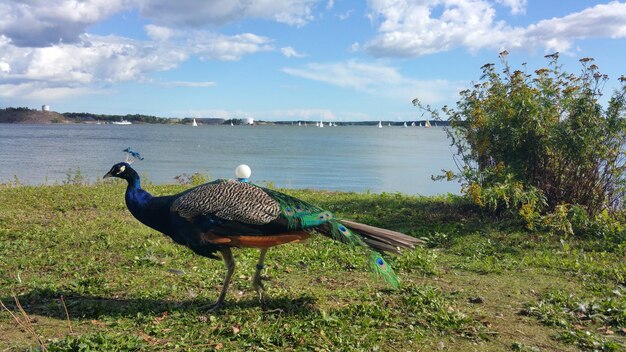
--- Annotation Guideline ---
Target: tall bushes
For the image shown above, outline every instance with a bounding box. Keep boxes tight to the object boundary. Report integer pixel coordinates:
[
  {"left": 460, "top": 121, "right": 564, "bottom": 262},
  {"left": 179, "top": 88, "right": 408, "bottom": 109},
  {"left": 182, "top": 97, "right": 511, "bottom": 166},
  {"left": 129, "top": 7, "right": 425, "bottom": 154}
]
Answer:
[{"left": 419, "top": 52, "right": 626, "bottom": 234}]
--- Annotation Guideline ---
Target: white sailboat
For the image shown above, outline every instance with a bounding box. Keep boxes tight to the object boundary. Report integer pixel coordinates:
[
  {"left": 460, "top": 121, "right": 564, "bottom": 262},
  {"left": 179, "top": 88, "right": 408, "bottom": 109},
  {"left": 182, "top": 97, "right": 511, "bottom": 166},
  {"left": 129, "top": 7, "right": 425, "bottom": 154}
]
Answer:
[
  {"left": 403, "top": 122, "right": 407, "bottom": 128},
  {"left": 319, "top": 121, "right": 324, "bottom": 128},
  {"left": 377, "top": 121, "right": 383, "bottom": 128},
  {"left": 425, "top": 119, "right": 431, "bottom": 128},
  {"left": 192, "top": 118, "right": 198, "bottom": 127},
  {"left": 411, "top": 122, "right": 415, "bottom": 127},
  {"left": 388, "top": 123, "right": 391, "bottom": 127}
]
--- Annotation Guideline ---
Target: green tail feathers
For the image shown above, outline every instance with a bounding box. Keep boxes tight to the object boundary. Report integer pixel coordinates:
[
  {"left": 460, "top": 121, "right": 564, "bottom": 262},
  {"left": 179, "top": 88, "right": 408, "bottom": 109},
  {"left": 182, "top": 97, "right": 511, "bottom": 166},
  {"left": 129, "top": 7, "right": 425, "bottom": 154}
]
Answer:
[
  {"left": 260, "top": 187, "right": 330, "bottom": 229},
  {"left": 369, "top": 252, "right": 400, "bottom": 289},
  {"left": 260, "top": 186, "right": 402, "bottom": 289},
  {"left": 329, "top": 220, "right": 365, "bottom": 246},
  {"left": 329, "top": 223, "right": 400, "bottom": 289},
  {"left": 298, "top": 211, "right": 334, "bottom": 227}
]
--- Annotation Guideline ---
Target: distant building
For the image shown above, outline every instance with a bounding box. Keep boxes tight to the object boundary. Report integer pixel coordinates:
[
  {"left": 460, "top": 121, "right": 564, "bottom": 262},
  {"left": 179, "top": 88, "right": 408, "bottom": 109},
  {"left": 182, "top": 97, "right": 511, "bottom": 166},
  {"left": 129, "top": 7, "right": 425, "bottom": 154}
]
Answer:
[
  {"left": 244, "top": 117, "right": 254, "bottom": 125},
  {"left": 42, "top": 105, "right": 50, "bottom": 112}
]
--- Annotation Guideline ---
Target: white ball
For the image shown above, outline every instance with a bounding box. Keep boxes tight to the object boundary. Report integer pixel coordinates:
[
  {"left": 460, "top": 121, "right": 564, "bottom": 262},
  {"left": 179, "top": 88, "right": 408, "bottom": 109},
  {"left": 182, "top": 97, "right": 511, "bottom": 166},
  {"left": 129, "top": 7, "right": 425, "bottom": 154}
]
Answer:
[{"left": 235, "top": 164, "right": 251, "bottom": 179}]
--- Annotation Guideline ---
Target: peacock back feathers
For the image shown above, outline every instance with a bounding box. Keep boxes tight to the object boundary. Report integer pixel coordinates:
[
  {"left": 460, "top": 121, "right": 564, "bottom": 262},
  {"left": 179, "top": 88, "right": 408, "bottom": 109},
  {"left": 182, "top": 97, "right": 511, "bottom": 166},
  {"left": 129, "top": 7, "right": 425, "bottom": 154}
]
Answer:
[{"left": 171, "top": 180, "right": 281, "bottom": 225}]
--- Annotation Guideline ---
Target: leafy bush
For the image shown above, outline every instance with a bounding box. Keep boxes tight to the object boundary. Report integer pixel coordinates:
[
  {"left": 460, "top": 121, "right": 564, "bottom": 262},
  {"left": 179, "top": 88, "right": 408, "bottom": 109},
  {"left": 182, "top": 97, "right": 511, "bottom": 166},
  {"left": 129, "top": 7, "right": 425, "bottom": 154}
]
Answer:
[{"left": 419, "top": 52, "right": 626, "bottom": 235}]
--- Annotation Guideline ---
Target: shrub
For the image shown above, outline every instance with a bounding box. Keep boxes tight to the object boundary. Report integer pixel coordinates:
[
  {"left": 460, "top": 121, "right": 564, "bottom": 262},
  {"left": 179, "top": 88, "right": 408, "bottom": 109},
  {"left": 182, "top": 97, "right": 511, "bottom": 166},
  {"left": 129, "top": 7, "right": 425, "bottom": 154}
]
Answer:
[
  {"left": 418, "top": 52, "right": 626, "bottom": 235},
  {"left": 422, "top": 53, "right": 626, "bottom": 212}
]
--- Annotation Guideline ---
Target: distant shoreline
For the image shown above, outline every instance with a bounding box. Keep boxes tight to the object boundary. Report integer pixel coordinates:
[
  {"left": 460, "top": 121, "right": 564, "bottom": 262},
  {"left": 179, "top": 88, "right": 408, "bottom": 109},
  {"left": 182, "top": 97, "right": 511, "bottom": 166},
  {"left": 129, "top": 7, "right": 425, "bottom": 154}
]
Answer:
[{"left": 0, "top": 107, "right": 449, "bottom": 126}]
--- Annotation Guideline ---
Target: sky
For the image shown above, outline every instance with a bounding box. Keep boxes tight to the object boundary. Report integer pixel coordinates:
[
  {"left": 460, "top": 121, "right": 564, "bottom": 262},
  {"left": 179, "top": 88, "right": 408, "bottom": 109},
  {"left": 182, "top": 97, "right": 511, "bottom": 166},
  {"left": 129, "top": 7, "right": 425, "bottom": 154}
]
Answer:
[{"left": 1, "top": 0, "right": 626, "bottom": 122}]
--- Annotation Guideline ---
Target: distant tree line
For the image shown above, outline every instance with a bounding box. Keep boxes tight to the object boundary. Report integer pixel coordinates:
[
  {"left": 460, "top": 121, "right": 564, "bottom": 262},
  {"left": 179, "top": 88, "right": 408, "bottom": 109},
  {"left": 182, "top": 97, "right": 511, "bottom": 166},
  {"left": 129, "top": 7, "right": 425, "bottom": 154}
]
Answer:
[
  {"left": 2, "top": 107, "right": 37, "bottom": 112},
  {"left": 0, "top": 107, "right": 46, "bottom": 123},
  {"left": 62, "top": 112, "right": 173, "bottom": 124}
]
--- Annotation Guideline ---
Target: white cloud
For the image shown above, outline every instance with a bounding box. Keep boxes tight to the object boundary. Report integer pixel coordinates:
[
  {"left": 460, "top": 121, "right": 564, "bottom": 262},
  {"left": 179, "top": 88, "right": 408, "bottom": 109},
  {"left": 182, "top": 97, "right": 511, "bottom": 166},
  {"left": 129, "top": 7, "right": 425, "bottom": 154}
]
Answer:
[
  {"left": 0, "top": 0, "right": 127, "bottom": 47},
  {"left": 281, "top": 46, "right": 307, "bottom": 58},
  {"left": 283, "top": 60, "right": 465, "bottom": 103},
  {"left": 0, "top": 0, "right": 322, "bottom": 48},
  {"left": 0, "top": 61, "right": 10, "bottom": 73},
  {"left": 496, "top": 0, "right": 527, "bottom": 15},
  {"left": 137, "top": 0, "right": 320, "bottom": 27},
  {"left": 0, "top": 28, "right": 273, "bottom": 99},
  {"left": 284, "top": 60, "right": 400, "bottom": 91},
  {"left": 521, "top": 2, "right": 626, "bottom": 52},
  {"left": 190, "top": 32, "right": 274, "bottom": 61},
  {"left": 145, "top": 24, "right": 177, "bottom": 41},
  {"left": 0, "top": 37, "right": 169, "bottom": 99},
  {"left": 365, "top": 0, "right": 626, "bottom": 57}
]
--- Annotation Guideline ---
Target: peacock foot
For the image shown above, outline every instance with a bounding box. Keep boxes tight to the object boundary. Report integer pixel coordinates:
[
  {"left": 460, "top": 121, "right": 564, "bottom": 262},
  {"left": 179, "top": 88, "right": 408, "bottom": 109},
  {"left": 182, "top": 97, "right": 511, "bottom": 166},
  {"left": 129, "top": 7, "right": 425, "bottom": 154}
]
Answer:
[
  {"left": 204, "top": 300, "right": 224, "bottom": 312},
  {"left": 252, "top": 276, "right": 267, "bottom": 291}
]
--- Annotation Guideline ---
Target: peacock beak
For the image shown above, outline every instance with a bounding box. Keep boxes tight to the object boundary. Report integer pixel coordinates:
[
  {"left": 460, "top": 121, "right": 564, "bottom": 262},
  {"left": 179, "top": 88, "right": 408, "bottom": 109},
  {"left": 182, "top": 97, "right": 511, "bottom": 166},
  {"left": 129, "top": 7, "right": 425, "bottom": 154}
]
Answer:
[{"left": 103, "top": 171, "right": 113, "bottom": 179}]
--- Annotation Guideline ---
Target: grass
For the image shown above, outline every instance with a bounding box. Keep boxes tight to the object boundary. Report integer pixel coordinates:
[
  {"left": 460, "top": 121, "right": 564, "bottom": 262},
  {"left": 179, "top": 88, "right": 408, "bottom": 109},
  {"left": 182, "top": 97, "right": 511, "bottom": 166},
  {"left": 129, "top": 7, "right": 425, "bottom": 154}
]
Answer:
[{"left": 0, "top": 181, "right": 625, "bottom": 351}]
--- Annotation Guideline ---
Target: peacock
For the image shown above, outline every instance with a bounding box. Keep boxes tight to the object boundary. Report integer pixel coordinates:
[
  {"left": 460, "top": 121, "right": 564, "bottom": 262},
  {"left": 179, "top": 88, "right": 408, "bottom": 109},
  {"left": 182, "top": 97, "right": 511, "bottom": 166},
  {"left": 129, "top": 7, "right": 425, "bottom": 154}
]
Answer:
[{"left": 104, "top": 152, "right": 423, "bottom": 311}]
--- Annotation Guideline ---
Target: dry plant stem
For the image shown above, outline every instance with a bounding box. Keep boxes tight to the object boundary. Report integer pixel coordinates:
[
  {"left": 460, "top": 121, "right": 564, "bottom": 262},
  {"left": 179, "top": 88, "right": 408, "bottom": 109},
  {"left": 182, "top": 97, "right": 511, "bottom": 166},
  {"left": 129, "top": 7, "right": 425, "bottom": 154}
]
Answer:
[
  {"left": 0, "top": 299, "right": 25, "bottom": 329},
  {"left": 14, "top": 297, "right": 47, "bottom": 351},
  {"left": 61, "top": 295, "right": 73, "bottom": 334},
  {"left": 0, "top": 297, "right": 47, "bottom": 351}
]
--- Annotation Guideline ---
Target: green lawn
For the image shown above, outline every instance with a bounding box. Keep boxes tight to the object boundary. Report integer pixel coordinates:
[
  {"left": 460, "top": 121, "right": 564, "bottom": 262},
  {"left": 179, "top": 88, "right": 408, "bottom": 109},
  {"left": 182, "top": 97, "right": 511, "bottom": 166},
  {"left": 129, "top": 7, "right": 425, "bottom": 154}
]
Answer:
[{"left": 0, "top": 182, "right": 624, "bottom": 351}]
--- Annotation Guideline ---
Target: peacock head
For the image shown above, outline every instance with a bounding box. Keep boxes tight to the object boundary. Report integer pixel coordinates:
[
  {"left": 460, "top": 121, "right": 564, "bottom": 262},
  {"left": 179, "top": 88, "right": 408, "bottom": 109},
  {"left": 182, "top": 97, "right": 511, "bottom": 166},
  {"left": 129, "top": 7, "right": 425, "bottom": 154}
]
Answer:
[
  {"left": 103, "top": 162, "right": 135, "bottom": 180},
  {"left": 104, "top": 148, "right": 144, "bottom": 182}
]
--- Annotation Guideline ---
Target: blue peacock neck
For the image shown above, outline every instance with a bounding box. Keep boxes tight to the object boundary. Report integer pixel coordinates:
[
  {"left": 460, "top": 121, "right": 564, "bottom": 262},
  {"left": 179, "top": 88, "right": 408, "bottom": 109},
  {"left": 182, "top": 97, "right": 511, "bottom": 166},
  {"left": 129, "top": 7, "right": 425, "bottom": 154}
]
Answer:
[
  {"left": 123, "top": 169, "right": 154, "bottom": 223},
  {"left": 122, "top": 168, "right": 174, "bottom": 236}
]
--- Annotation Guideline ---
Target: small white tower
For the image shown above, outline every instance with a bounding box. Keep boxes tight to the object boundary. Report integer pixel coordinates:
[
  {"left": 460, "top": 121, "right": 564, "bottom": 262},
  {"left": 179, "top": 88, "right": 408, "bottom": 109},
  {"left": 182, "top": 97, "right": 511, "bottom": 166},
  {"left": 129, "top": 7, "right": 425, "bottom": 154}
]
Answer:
[
  {"left": 244, "top": 117, "right": 254, "bottom": 125},
  {"left": 42, "top": 105, "right": 50, "bottom": 112}
]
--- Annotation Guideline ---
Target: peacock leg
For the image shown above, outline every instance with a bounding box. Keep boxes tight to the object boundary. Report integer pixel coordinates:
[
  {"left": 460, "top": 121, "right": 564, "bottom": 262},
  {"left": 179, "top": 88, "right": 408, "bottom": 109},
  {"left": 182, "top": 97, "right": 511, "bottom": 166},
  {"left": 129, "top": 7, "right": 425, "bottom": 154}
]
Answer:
[
  {"left": 208, "top": 248, "right": 235, "bottom": 312},
  {"left": 252, "top": 248, "right": 268, "bottom": 306}
]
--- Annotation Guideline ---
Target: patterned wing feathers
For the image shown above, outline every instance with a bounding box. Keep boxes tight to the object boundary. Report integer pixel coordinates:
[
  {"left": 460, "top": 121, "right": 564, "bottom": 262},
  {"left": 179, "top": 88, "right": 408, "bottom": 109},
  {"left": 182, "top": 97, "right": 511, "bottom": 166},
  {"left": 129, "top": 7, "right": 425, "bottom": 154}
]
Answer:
[{"left": 171, "top": 180, "right": 281, "bottom": 225}]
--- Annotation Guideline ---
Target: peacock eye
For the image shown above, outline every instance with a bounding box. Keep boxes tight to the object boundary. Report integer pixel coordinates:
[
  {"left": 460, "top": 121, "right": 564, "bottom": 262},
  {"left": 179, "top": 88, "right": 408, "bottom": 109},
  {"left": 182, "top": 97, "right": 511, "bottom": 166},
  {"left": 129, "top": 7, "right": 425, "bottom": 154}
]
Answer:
[{"left": 118, "top": 165, "right": 126, "bottom": 174}]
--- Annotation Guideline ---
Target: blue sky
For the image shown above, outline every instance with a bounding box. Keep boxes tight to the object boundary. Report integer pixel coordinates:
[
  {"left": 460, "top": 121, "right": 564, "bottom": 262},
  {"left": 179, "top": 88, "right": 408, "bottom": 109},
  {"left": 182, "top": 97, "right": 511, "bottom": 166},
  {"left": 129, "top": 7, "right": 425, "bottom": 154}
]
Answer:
[{"left": 1, "top": 0, "right": 625, "bottom": 121}]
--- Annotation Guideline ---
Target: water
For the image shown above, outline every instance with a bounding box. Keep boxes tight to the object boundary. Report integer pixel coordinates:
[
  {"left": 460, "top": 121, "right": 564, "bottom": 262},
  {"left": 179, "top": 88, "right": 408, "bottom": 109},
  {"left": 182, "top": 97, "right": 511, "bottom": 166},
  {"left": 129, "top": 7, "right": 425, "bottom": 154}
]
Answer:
[{"left": 0, "top": 124, "right": 459, "bottom": 195}]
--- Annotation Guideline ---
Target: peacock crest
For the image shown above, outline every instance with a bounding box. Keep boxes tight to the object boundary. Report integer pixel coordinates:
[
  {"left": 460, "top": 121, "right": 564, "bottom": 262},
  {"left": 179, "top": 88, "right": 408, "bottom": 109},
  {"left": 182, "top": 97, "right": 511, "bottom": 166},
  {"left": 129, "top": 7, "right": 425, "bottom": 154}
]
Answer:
[{"left": 123, "top": 147, "right": 144, "bottom": 164}]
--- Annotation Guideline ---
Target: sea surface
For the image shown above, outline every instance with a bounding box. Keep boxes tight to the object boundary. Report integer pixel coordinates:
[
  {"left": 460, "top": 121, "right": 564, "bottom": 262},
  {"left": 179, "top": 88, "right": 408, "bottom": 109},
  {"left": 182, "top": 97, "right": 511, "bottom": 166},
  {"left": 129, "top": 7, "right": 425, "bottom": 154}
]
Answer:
[{"left": 0, "top": 124, "right": 460, "bottom": 195}]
